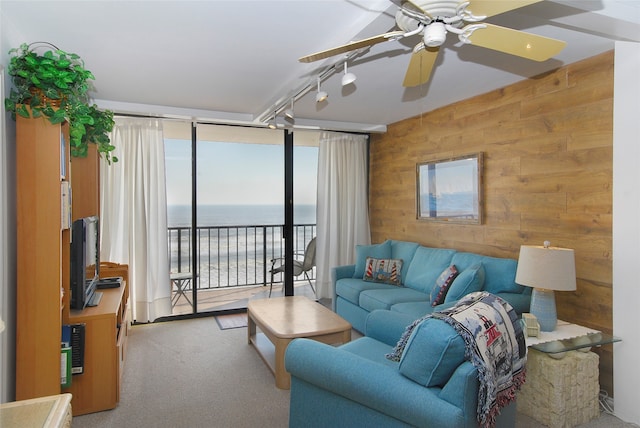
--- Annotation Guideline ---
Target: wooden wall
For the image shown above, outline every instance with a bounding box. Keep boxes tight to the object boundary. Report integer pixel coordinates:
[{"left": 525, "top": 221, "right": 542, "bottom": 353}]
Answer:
[{"left": 369, "top": 51, "right": 614, "bottom": 393}]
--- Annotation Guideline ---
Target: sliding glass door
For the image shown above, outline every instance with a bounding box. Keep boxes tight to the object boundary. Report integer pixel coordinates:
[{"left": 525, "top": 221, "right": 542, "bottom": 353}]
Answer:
[{"left": 164, "top": 121, "right": 318, "bottom": 316}]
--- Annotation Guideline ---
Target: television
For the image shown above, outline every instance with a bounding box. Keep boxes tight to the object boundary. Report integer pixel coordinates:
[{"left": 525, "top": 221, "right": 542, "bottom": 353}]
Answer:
[{"left": 70, "top": 216, "right": 100, "bottom": 310}]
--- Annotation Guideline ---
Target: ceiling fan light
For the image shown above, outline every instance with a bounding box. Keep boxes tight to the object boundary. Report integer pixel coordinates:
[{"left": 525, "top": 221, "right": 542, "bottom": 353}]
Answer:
[{"left": 424, "top": 22, "right": 447, "bottom": 47}]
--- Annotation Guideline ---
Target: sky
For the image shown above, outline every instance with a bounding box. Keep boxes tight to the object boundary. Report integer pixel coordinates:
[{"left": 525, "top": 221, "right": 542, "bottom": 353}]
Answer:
[{"left": 164, "top": 139, "right": 318, "bottom": 206}]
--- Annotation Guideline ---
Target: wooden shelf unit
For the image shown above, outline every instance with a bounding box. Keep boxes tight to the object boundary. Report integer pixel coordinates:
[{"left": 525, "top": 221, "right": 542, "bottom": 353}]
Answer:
[
  {"left": 15, "top": 113, "right": 70, "bottom": 400},
  {"left": 15, "top": 113, "right": 129, "bottom": 416}
]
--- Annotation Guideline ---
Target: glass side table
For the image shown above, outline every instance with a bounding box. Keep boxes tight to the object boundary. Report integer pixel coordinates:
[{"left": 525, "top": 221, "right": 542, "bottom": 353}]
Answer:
[
  {"left": 519, "top": 321, "right": 621, "bottom": 428},
  {"left": 530, "top": 331, "right": 621, "bottom": 354}
]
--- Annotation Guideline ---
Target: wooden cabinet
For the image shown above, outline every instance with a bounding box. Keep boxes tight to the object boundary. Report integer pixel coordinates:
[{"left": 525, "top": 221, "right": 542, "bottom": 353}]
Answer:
[
  {"left": 15, "top": 113, "right": 70, "bottom": 400},
  {"left": 15, "top": 114, "right": 128, "bottom": 415},
  {"left": 63, "top": 270, "right": 129, "bottom": 415}
]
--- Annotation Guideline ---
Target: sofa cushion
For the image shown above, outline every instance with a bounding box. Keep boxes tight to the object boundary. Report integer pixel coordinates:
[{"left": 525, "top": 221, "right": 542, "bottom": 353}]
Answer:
[
  {"left": 336, "top": 277, "right": 390, "bottom": 305},
  {"left": 390, "top": 301, "right": 437, "bottom": 319},
  {"left": 445, "top": 263, "right": 485, "bottom": 303},
  {"left": 340, "top": 337, "right": 399, "bottom": 368},
  {"left": 430, "top": 265, "right": 459, "bottom": 306},
  {"left": 397, "top": 317, "right": 466, "bottom": 387},
  {"left": 363, "top": 258, "right": 403, "bottom": 286},
  {"left": 359, "top": 287, "right": 430, "bottom": 312},
  {"left": 404, "top": 247, "right": 457, "bottom": 293},
  {"left": 390, "top": 240, "right": 420, "bottom": 281},
  {"left": 450, "top": 252, "right": 521, "bottom": 294},
  {"left": 354, "top": 240, "right": 392, "bottom": 279}
]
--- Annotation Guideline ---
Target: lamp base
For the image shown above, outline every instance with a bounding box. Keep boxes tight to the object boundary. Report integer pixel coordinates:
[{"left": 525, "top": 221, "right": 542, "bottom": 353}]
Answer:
[{"left": 530, "top": 288, "right": 557, "bottom": 332}]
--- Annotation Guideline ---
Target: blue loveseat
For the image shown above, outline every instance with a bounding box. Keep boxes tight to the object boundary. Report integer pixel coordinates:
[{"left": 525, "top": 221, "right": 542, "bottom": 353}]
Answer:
[
  {"left": 333, "top": 239, "right": 531, "bottom": 332},
  {"left": 286, "top": 309, "right": 517, "bottom": 428}
]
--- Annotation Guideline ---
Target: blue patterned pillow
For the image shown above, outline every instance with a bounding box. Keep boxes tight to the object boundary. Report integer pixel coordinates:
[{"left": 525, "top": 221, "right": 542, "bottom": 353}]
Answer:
[
  {"left": 363, "top": 257, "right": 403, "bottom": 286},
  {"left": 445, "top": 263, "right": 485, "bottom": 303},
  {"left": 430, "top": 265, "right": 459, "bottom": 306}
]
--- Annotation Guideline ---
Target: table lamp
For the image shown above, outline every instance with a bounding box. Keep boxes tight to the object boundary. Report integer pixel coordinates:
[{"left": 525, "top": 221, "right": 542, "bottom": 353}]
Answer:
[{"left": 515, "top": 241, "right": 576, "bottom": 331}]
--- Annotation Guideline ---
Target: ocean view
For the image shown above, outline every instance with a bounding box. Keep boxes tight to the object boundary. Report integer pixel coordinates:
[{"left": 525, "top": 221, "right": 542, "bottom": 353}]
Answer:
[
  {"left": 167, "top": 204, "right": 317, "bottom": 227},
  {"left": 167, "top": 204, "right": 317, "bottom": 289}
]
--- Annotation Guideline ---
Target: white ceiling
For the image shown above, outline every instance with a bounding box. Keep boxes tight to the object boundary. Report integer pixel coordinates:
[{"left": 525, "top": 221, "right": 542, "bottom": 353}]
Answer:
[{"left": 1, "top": 1, "right": 639, "bottom": 133}]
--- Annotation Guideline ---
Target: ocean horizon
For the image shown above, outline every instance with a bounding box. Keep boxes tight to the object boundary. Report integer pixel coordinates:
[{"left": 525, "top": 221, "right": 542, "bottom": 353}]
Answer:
[{"left": 167, "top": 204, "right": 317, "bottom": 227}]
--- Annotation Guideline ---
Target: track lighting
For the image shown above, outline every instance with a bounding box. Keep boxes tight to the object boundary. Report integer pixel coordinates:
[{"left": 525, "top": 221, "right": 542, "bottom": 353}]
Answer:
[
  {"left": 284, "top": 99, "right": 294, "bottom": 120},
  {"left": 267, "top": 110, "right": 277, "bottom": 129},
  {"left": 341, "top": 62, "right": 356, "bottom": 86},
  {"left": 315, "top": 78, "right": 328, "bottom": 103}
]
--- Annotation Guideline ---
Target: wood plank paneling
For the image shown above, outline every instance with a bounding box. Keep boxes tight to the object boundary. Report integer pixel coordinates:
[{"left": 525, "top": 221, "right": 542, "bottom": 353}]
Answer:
[{"left": 369, "top": 51, "right": 615, "bottom": 394}]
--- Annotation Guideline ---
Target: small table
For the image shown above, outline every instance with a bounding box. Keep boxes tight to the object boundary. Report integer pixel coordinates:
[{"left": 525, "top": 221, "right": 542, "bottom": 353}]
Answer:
[
  {"left": 170, "top": 272, "right": 194, "bottom": 308},
  {"left": 247, "top": 296, "right": 352, "bottom": 389},
  {"left": 0, "top": 393, "right": 72, "bottom": 428},
  {"left": 518, "top": 321, "right": 621, "bottom": 428}
]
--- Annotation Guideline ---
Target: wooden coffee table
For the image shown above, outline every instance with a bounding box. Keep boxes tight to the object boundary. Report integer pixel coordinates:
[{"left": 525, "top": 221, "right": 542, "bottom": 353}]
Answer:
[{"left": 247, "top": 296, "right": 351, "bottom": 389}]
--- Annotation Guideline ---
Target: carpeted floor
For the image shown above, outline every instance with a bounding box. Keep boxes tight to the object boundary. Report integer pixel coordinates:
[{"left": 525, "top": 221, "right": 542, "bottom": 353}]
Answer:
[{"left": 73, "top": 315, "right": 638, "bottom": 428}]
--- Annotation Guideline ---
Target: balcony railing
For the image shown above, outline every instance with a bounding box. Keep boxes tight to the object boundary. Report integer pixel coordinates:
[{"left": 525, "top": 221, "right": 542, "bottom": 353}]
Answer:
[{"left": 168, "top": 224, "right": 316, "bottom": 290}]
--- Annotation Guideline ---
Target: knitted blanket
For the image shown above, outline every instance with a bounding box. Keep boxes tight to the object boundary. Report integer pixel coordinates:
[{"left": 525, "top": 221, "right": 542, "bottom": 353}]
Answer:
[
  {"left": 435, "top": 292, "right": 527, "bottom": 427},
  {"left": 387, "top": 292, "right": 527, "bottom": 428}
]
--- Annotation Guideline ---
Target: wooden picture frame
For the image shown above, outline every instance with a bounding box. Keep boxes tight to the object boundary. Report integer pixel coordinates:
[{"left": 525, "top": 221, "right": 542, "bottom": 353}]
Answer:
[{"left": 416, "top": 153, "right": 483, "bottom": 224}]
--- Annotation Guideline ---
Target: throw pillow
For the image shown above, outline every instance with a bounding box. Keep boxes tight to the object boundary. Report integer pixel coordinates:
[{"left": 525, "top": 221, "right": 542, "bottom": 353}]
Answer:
[
  {"left": 444, "top": 263, "right": 485, "bottom": 303},
  {"left": 430, "top": 265, "right": 459, "bottom": 306},
  {"left": 353, "top": 240, "right": 392, "bottom": 278},
  {"left": 362, "top": 257, "right": 404, "bottom": 286}
]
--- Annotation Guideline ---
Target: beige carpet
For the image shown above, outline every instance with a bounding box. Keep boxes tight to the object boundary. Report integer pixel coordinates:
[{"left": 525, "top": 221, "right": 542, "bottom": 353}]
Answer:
[{"left": 73, "top": 315, "right": 637, "bottom": 428}]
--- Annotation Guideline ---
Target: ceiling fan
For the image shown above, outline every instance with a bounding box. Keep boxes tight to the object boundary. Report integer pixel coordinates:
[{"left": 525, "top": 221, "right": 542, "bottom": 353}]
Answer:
[{"left": 299, "top": 0, "right": 567, "bottom": 87}]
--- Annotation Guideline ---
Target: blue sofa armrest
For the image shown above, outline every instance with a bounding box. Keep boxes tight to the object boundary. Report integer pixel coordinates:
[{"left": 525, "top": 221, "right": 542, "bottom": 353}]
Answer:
[
  {"left": 333, "top": 264, "right": 355, "bottom": 281},
  {"left": 332, "top": 264, "right": 355, "bottom": 310},
  {"left": 365, "top": 310, "right": 416, "bottom": 347},
  {"left": 286, "top": 338, "right": 468, "bottom": 428}
]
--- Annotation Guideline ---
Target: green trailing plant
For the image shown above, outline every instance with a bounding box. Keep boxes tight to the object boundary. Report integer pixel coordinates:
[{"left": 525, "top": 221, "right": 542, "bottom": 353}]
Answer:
[{"left": 4, "top": 42, "right": 117, "bottom": 163}]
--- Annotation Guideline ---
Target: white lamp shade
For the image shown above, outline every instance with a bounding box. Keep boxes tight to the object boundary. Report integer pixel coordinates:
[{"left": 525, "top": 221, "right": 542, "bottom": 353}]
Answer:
[
  {"left": 342, "top": 72, "right": 356, "bottom": 86},
  {"left": 515, "top": 245, "right": 576, "bottom": 291}
]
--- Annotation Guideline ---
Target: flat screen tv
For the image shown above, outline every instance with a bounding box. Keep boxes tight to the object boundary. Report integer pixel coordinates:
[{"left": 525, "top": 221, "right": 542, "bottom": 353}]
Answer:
[{"left": 70, "top": 216, "right": 100, "bottom": 310}]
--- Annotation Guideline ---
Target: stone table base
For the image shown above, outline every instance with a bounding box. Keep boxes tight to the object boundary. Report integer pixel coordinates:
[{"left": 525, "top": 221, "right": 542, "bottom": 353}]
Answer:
[{"left": 518, "top": 349, "right": 600, "bottom": 428}]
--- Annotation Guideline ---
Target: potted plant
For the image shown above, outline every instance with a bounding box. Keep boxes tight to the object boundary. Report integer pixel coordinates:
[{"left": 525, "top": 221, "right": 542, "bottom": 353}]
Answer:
[{"left": 4, "top": 42, "right": 117, "bottom": 163}]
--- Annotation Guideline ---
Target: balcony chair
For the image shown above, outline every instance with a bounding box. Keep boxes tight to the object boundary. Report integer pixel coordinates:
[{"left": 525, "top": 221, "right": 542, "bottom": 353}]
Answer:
[{"left": 269, "top": 237, "right": 316, "bottom": 297}]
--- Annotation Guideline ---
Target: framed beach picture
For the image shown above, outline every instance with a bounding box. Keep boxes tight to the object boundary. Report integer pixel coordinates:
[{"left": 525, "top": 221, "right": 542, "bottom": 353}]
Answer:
[{"left": 416, "top": 153, "right": 483, "bottom": 224}]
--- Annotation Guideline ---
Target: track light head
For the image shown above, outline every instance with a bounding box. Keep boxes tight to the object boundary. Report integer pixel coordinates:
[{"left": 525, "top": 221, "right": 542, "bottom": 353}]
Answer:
[
  {"left": 341, "top": 62, "right": 356, "bottom": 86},
  {"left": 316, "top": 78, "right": 328, "bottom": 103},
  {"left": 284, "top": 99, "right": 294, "bottom": 120},
  {"left": 267, "top": 111, "right": 277, "bottom": 129},
  {"left": 316, "top": 91, "right": 328, "bottom": 103}
]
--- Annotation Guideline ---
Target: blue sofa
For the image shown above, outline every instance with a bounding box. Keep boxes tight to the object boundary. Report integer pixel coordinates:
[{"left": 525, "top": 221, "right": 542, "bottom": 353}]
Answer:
[
  {"left": 333, "top": 239, "right": 531, "bottom": 332},
  {"left": 286, "top": 309, "right": 517, "bottom": 428}
]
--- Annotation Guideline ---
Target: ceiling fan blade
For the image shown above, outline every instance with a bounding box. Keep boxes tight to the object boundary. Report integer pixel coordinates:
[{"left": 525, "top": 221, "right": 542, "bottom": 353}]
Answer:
[
  {"left": 466, "top": 0, "right": 543, "bottom": 18},
  {"left": 389, "top": 0, "right": 427, "bottom": 14},
  {"left": 467, "top": 23, "right": 566, "bottom": 61},
  {"left": 299, "top": 31, "right": 404, "bottom": 63},
  {"left": 403, "top": 45, "right": 439, "bottom": 87}
]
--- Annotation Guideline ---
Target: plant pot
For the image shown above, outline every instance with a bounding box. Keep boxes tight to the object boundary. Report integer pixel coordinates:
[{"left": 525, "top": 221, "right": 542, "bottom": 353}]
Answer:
[{"left": 28, "top": 87, "right": 63, "bottom": 108}]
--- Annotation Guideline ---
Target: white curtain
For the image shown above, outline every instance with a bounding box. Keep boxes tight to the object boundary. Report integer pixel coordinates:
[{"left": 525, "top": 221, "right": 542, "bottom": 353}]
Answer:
[
  {"left": 315, "top": 131, "right": 371, "bottom": 299},
  {"left": 100, "top": 117, "right": 171, "bottom": 322}
]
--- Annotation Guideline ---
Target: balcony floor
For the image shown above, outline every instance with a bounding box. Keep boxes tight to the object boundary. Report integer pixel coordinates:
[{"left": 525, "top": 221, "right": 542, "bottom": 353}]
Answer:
[{"left": 170, "top": 281, "right": 317, "bottom": 315}]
